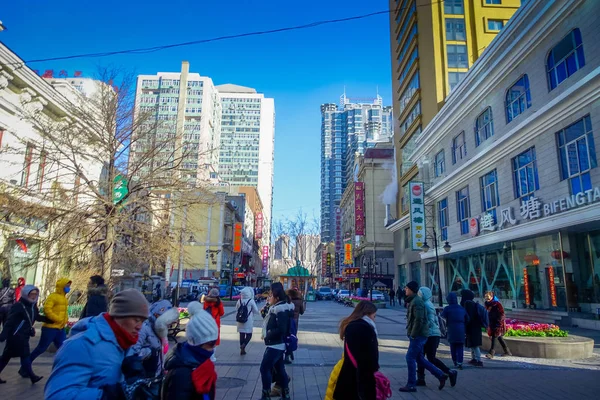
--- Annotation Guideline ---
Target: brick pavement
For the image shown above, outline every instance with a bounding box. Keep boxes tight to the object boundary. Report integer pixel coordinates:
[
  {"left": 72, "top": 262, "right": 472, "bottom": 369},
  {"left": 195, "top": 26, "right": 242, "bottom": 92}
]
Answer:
[{"left": 1, "top": 300, "right": 600, "bottom": 399}]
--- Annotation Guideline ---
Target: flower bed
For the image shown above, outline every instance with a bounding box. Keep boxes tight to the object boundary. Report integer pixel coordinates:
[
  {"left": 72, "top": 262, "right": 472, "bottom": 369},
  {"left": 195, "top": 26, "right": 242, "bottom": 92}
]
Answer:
[{"left": 505, "top": 319, "right": 568, "bottom": 338}]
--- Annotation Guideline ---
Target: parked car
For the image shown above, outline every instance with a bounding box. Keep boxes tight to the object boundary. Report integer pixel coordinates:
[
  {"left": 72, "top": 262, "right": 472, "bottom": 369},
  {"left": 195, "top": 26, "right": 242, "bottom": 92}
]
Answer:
[
  {"left": 337, "top": 289, "right": 351, "bottom": 299},
  {"left": 368, "top": 290, "right": 385, "bottom": 301},
  {"left": 316, "top": 287, "right": 333, "bottom": 300},
  {"left": 332, "top": 289, "right": 340, "bottom": 297}
]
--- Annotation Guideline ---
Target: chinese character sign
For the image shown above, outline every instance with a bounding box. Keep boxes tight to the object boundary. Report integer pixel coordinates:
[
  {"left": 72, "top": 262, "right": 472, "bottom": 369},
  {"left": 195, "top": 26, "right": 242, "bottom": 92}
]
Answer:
[
  {"left": 233, "top": 222, "right": 243, "bottom": 253},
  {"left": 255, "top": 213, "right": 263, "bottom": 239},
  {"left": 409, "top": 182, "right": 425, "bottom": 250},
  {"left": 344, "top": 243, "right": 353, "bottom": 265},
  {"left": 335, "top": 208, "right": 342, "bottom": 253},
  {"left": 523, "top": 268, "right": 530, "bottom": 306},
  {"left": 321, "top": 250, "right": 327, "bottom": 277},
  {"left": 262, "top": 246, "right": 269, "bottom": 274},
  {"left": 355, "top": 182, "right": 366, "bottom": 235},
  {"left": 326, "top": 253, "right": 332, "bottom": 276},
  {"left": 548, "top": 266, "right": 557, "bottom": 307}
]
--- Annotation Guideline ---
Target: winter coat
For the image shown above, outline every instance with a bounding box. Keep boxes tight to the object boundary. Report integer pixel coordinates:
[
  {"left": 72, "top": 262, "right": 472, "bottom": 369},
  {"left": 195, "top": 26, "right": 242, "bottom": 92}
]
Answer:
[
  {"left": 290, "top": 298, "right": 305, "bottom": 327},
  {"left": 441, "top": 293, "right": 469, "bottom": 344},
  {"left": 460, "top": 290, "right": 483, "bottom": 348},
  {"left": 0, "top": 286, "right": 15, "bottom": 312},
  {"left": 130, "top": 307, "right": 179, "bottom": 377},
  {"left": 0, "top": 298, "right": 50, "bottom": 357},
  {"left": 236, "top": 287, "right": 259, "bottom": 334},
  {"left": 485, "top": 299, "right": 507, "bottom": 337},
  {"left": 405, "top": 294, "right": 429, "bottom": 338},
  {"left": 203, "top": 298, "right": 225, "bottom": 345},
  {"left": 262, "top": 301, "right": 294, "bottom": 347},
  {"left": 162, "top": 342, "right": 215, "bottom": 400},
  {"left": 333, "top": 318, "right": 379, "bottom": 400},
  {"left": 81, "top": 285, "right": 108, "bottom": 319},
  {"left": 418, "top": 287, "right": 441, "bottom": 338},
  {"left": 44, "top": 314, "right": 126, "bottom": 400},
  {"left": 42, "top": 277, "right": 71, "bottom": 329}
]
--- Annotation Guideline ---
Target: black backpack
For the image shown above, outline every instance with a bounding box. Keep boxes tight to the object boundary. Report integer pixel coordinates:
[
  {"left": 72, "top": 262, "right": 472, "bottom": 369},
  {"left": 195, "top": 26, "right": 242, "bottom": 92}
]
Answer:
[{"left": 236, "top": 299, "right": 251, "bottom": 323}]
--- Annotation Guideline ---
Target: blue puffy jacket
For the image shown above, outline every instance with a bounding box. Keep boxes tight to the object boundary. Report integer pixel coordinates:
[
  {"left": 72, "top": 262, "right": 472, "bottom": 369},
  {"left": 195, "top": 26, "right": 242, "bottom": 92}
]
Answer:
[
  {"left": 441, "top": 293, "right": 470, "bottom": 344},
  {"left": 418, "top": 287, "right": 441, "bottom": 337},
  {"left": 44, "top": 313, "right": 125, "bottom": 400}
]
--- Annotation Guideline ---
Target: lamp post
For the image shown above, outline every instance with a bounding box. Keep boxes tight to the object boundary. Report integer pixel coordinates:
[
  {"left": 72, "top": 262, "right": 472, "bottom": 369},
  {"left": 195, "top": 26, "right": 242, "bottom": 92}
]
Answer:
[
  {"left": 227, "top": 259, "right": 235, "bottom": 301},
  {"left": 421, "top": 227, "right": 451, "bottom": 308}
]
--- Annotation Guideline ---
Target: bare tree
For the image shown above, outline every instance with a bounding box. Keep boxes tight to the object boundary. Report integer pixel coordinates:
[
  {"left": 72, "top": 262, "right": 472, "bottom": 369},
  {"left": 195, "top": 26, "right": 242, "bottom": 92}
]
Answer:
[{"left": 0, "top": 67, "right": 216, "bottom": 296}]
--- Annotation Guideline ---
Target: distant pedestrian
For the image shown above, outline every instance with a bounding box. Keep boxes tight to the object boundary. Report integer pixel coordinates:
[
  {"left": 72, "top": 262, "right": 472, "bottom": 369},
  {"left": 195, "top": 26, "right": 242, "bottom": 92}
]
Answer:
[
  {"left": 236, "top": 287, "right": 259, "bottom": 356},
  {"left": 0, "top": 285, "right": 51, "bottom": 384},
  {"left": 162, "top": 301, "right": 219, "bottom": 400},
  {"left": 258, "top": 282, "right": 293, "bottom": 400},
  {"left": 399, "top": 281, "right": 448, "bottom": 393},
  {"left": 15, "top": 277, "right": 25, "bottom": 302},
  {"left": 389, "top": 288, "right": 396, "bottom": 307},
  {"left": 327, "top": 300, "right": 380, "bottom": 400},
  {"left": 81, "top": 275, "right": 108, "bottom": 319},
  {"left": 441, "top": 292, "right": 469, "bottom": 369},
  {"left": 484, "top": 291, "right": 511, "bottom": 358},
  {"left": 28, "top": 277, "right": 71, "bottom": 373},
  {"left": 416, "top": 287, "right": 457, "bottom": 387},
  {"left": 460, "top": 289, "right": 487, "bottom": 367},
  {"left": 397, "top": 285, "right": 405, "bottom": 307},
  {"left": 130, "top": 299, "right": 179, "bottom": 377},
  {"left": 171, "top": 285, "right": 178, "bottom": 307},
  {"left": 0, "top": 278, "right": 15, "bottom": 329},
  {"left": 44, "top": 288, "right": 149, "bottom": 400},
  {"left": 284, "top": 288, "right": 304, "bottom": 364},
  {"left": 204, "top": 288, "right": 225, "bottom": 361}
]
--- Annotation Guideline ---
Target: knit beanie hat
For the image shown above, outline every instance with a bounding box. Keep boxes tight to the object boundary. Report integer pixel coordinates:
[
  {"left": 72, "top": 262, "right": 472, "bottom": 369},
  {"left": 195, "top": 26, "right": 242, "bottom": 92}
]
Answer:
[
  {"left": 405, "top": 281, "right": 419, "bottom": 294},
  {"left": 109, "top": 289, "right": 149, "bottom": 319},
  {"left": 186, "top": 301, "right": 218, "bottom": 346}
]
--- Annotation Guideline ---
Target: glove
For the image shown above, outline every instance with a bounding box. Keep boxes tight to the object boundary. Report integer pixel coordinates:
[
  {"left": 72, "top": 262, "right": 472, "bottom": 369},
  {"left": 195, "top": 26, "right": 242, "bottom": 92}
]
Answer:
[{"left": 101, "top": 383, "right": 125, "bottom": 400}]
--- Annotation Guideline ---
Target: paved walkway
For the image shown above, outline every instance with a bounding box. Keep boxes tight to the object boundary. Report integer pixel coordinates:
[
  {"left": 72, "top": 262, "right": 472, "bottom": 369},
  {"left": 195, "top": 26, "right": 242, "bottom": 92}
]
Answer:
[{"left": 1, "top": 301, "right": 600, "bottom": 399}]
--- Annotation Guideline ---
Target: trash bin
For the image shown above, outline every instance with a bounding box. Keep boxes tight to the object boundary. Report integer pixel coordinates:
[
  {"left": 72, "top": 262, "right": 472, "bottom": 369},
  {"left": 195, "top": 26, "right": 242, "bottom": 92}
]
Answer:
[{"left": 306, "top": 292, "right": 316, "bottom": 302}]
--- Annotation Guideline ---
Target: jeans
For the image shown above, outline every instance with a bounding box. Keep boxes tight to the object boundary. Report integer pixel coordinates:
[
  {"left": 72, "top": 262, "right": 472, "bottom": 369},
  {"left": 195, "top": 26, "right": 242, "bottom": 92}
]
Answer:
[
  {"left": 29, "top": 327, "right": 66, "bottom": 362},
  {"left": 470, "top": 346, "right": 481, "bottom": 361},
  {"left": 260, "top": 347, "right": 288, "bottom": 391},
  {"left": 406, "top": 336, "right": 444, "bottom": 387},
  {"left": 450, "top": 343, "right": 464, "bottom": 365},
  {"left": 239, "top": 333, "right": 252, "bottom": 347},
  {"left": 417, "top": 336, "right": 451, "bottom": 380}
]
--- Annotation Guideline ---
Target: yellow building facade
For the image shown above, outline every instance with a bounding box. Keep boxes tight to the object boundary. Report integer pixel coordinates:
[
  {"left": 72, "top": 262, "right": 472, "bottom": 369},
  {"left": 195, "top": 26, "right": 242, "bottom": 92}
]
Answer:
[{"left": 389, "top": 0, "right": 521, "bottom": 218}]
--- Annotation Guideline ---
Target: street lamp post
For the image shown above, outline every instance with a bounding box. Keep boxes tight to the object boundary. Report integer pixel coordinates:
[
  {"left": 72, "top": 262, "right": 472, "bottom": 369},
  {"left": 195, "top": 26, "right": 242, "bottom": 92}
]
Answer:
[
  {"left": 227, "top": 259, "right": 234, "bottom": 301},
  {"left": 421, "top": 227, "right": 451, "bottom": 308}
]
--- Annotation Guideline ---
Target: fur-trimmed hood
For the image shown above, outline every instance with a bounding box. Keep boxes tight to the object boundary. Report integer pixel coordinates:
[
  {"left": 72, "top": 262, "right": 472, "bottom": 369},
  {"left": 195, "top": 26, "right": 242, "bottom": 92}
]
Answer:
[
  {"left": 268, "top": 301, "right": 295, "bottom": 315},
  {"left": 87, "top": 285, "right": 109, "bottom": 297}
]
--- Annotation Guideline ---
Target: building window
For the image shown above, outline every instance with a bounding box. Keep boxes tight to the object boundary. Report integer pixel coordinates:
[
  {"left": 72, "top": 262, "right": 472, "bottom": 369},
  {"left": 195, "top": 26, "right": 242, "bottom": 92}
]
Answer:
[
  {"left": 485, "top": 0, "right": 501, "bottom": 4},
  {"left": 512, "top": 147, "right": 539, "bottom": 201},
  {"left": 404, "top": 227, "right": 410, "bottom": 249},
  {"left": 557, "top": 115, "right": 597, "bottom": 195},
  {"left": 452, "top": 131, "right": 466, "bottom": 164},
  {"left": 547, "top": 28, "right": 585, "bottom": 90},
  {"left": 505, "top": 74, "right": 531, "bottom": 123},
  {"left": 447, "top": 44, "right": 468, "bottom": 68},
  {"left": 480, "top": 169, "right": 500, "bottom": 221},
  {"left": 435, "top": 150, "right": 445, "bottom": 177},
  {"left": 446, "top": 18, "right": 466, "bottom": 41},
  {"left": 475, "top": 107, "right": 494, "bottom": 146},
  {"left": 21, "top": 143, "right": 34, "bottom": 187},
  {"left": 449, "top": 72, "right": 467, "bottom": 90},
  {"left": 398, "top": 71, "right": 420, "bottom": 116},
  {"left": 438, "top": 198, "right": 449, "bottom": 241},
  {"left": 444, "top": 0, "right": 464, "bottom": 14},
  {"left": 456, "top": 186, "right": 470, "bottom": 235},
  {"left": 37, "top": 150, "right": 47, "bottom": 191},
  {"left": 487, "top": 19, "right": 504, "bottom": 31}
]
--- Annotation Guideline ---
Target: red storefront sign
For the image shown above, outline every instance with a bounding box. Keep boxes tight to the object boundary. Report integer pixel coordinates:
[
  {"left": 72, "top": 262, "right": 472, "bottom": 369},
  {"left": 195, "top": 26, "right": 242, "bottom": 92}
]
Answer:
[
  {"left": 548, "top": 266, "right": 557, "bottom": 307},
  {"left": 355, "top": 182, "right": 365, "bottom": 235},
  {"left": 233, "top": 222, "right": 243, "bottom": 253},
  {"left": 255, "top": 213, "right": 263, "bottom": 239},
  {"left": 523, "top": 268, "right": 530, "bottom": 306}
]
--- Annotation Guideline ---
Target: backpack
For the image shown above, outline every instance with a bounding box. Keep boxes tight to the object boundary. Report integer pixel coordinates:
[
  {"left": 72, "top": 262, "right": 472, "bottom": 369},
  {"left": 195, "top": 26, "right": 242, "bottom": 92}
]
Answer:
[
  {"left": 476, "top": 302, "right": 489, "bottom": 329},
  {"left": 437, "top": 311, "right": 448, "bottom": 339},
  {"left": 285, "top": 317, "right": 298, "bottom": 352},
  {"left": 236, "top": 299, "right": 251, "bottom": 323}
]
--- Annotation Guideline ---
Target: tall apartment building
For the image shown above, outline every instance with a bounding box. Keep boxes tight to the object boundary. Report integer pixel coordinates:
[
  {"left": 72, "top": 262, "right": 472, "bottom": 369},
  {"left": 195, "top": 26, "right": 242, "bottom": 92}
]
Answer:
[
  {"left": 274, "top": 235, "right": 290, "bottom": 260},
  {"left": 320, "top": 95, "right": 393, "bottom": 242},
  {"left": 217, "top": 84, "right": 275, "bottom": 244},
  {"left": 132, "top": 62, "right": 222, "bottom": 184},
  {"left": 389, "top": 0, "right": 520, "bottom": 217}
]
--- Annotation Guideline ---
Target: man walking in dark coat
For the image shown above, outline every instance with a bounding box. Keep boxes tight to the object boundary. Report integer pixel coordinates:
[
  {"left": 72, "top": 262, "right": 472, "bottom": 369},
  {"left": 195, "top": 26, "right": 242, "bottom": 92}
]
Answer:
[
  {"left": 399, "top": 281, "right": 448, "bottom": 393},
  {"left": 389, "top": 288, "right": 396, "bottom": 307},
  {"left": 81, "top": 275, "right": 108, "bottom": 319}
]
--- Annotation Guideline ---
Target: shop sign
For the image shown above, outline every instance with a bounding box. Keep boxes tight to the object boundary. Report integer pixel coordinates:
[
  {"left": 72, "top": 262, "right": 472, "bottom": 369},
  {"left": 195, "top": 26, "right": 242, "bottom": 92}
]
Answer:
[
  {"left": 548, "top": 266, "right": 557, "bottom": 307},
  {"left": 521, "top": 187, "right": 600, "bottom": 220},
  {"left": 469, "top": 218, "right": 479, "bottom": 237},
  {"left": 255, "top": 213, "right": 263, "bottom": 239},
  {"left": 233, "top": 223, "right": 243, "bottom": 253},
  {"left": 344, "top": 267, "right": 360, "bottom": 277},
  {"left": 344, "top": 243, "right": 353, "bottom": 265},
  {"left": 480, "top": 213, "right": 495, "bottom": 232},
  {"left": 355, "top": 182, "right": 366, "bottom": 235},
  {"left": 409, "top": 182, "right": 425, "bottom": 250},
  {"left": 523, "top": 268, "right": 530, "bottom": 306},
  {"left": 262, "top": 246, "right": 269, "bottom": 274},
  {"left": 326, "top": 253, "right": 332, "bottom": 276},
  {"left": 499, "top": 207, "right": 517, "bottom": 228},
  {"left": 335, "top": 208, "right": 342, "bottom": 253},
  {"left": 321, "top": 250, "right": 327, "bottom": 277}
]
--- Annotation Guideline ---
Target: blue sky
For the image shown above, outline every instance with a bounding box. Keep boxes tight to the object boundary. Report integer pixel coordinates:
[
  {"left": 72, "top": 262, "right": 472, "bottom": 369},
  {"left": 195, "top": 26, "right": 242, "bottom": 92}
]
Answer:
[{"left": 0, "top": 0, "right": 392, "bottom": 224}]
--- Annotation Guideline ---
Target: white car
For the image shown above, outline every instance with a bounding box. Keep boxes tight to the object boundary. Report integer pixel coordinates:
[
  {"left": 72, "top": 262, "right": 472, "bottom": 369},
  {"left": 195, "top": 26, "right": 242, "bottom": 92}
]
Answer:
[
  {"left": 369, "top": 290, "right": 385, "bottom": 301},
  {"left": 337, "top": 289, "right": 351, "bottom": 299}
]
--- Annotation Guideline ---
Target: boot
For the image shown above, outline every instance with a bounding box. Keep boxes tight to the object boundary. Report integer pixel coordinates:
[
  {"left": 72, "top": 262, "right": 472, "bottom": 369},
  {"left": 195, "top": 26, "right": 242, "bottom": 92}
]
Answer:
[
  {"left": 501, "top": 343, "right": 512, "bottom": 356},
  {"left": 240, "top": 344, "right": 247, "bottom": 355},
  {"left": 416, "top": 378, "right": 426, "bottom": 387},
  {"left": 284, "top": 354, "right": 292, "bottom": 365},
  {"left": 258, "top": 389, "right": 271, "bottom": 400},
  {"left": 30, "top": 374, "right": 43, "bottom": 384},
  {"left": 270, "top": 385, "right": 281, "bottom": 397},
  {"left": 281, "top": 387, "right": 291, "bottom": 400},
  {"left": 0, "top": 377, "right": 6, "bottom": 384},
  {"left": 485, "top": 350, "right": 495, "bottom": 359}
]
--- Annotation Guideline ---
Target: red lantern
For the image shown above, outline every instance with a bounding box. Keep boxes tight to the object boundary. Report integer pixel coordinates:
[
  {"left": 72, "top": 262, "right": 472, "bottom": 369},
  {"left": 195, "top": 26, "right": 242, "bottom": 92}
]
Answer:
[
  {"left": 551, "top": 250, "right": 569, "bottom": 260},
  {"left": 524, "top": 253, "right": 539, "bottom": 264}
]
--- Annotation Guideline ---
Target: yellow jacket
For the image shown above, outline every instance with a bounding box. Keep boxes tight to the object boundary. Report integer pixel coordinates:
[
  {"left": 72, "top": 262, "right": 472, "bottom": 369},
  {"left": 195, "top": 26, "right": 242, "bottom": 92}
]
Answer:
[{"left": 42, "top": 278, "right": 71, "bottom": 329}]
